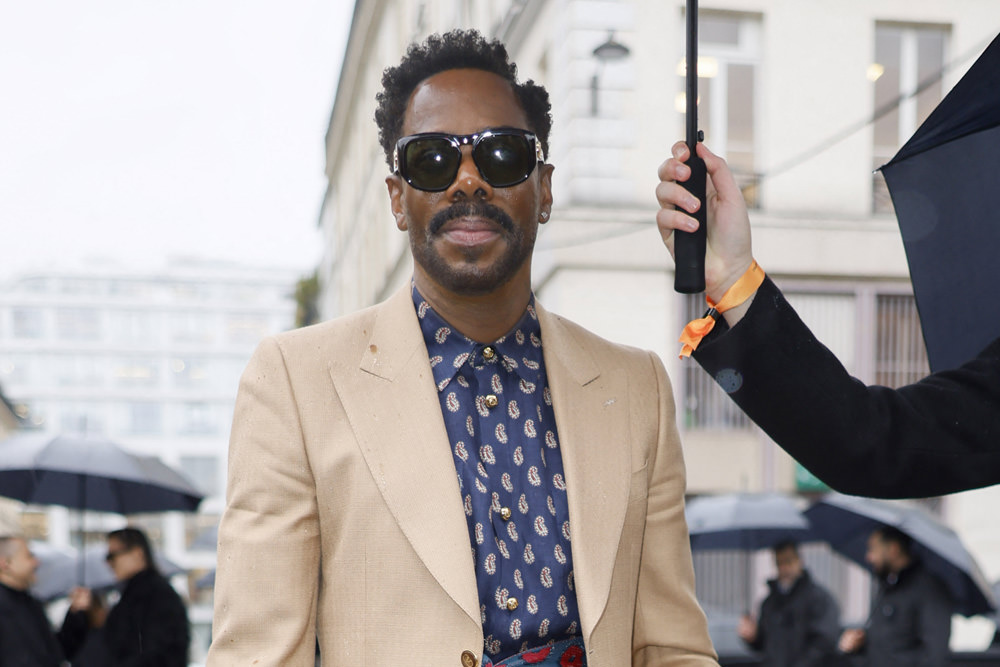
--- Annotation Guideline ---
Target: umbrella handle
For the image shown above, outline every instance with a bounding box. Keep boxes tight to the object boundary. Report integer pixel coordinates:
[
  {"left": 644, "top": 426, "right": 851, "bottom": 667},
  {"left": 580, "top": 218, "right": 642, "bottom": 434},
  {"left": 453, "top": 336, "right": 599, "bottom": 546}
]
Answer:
[{"left": 674, "top": 150, "right": 707, "bottom": 293}]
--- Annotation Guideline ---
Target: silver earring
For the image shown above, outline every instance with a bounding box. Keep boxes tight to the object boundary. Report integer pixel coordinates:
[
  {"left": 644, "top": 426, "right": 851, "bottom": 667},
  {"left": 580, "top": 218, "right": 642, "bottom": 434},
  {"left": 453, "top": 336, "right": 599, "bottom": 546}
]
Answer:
[{"left": 540, "top": 211, "right": 549, "bottom": 221}]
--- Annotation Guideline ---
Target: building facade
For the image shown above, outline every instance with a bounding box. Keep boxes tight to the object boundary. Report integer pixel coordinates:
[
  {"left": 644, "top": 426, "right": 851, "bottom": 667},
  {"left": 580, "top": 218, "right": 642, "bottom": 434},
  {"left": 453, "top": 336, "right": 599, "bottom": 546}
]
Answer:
[
  {"left": 0, "top": 258, "right": 299, "bottom": 661},
  {"left": 318, "top": 0, "right": 1000, "bottom": 649}
]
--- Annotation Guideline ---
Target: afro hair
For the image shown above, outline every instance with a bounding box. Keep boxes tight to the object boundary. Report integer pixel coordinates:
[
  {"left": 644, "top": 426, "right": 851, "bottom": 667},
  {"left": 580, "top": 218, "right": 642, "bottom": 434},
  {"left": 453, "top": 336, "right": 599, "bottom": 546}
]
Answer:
[{"left": 374, "top": 29, "right": 552, "bottom": 169}]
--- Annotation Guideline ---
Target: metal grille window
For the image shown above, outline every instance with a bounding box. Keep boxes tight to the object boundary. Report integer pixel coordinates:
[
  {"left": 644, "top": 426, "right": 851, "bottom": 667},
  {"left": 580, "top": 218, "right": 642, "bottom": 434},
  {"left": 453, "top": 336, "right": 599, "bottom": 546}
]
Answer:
[
  {"left": 681, "top": 293, "right": 751, "bottom": 430},
  {"left": 874, "top": 293, "right": 930, "bottom": 387}
]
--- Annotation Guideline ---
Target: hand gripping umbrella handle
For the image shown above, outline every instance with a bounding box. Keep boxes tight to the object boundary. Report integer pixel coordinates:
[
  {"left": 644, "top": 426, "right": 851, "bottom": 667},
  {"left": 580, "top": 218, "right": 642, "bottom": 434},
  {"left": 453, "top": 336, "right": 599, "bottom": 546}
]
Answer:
[{"left": 673, "top": 145, "right": 707, "bottom": 293}]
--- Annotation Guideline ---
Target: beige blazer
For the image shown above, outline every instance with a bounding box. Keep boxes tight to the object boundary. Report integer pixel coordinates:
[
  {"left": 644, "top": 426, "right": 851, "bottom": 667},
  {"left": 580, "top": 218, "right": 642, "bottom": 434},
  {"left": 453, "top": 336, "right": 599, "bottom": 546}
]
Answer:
[{"left": 207, "top": 284, "right": 717, "bottom": 666}]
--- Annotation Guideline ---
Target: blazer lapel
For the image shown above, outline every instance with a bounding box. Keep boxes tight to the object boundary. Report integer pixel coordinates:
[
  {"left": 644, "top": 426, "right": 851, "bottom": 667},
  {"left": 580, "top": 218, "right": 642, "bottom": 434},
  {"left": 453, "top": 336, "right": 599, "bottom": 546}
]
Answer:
[
  {"left": 328, "top": 286, "right": 480, "bottom": 625},
  {"left": 536, "top": 304, "right": 633, "bottom": 642}
]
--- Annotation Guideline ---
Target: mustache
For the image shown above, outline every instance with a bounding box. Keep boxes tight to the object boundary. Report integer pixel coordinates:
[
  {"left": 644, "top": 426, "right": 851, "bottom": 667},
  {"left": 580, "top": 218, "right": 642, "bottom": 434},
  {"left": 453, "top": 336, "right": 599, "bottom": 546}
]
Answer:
[{"left": 429, "top": 201, "right": 515, "bottom": 235}]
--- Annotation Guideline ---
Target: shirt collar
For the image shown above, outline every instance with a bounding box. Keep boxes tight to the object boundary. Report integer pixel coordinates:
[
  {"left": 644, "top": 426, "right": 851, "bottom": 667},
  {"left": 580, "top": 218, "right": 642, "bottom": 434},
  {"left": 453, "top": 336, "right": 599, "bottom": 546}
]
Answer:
[{"left": 412, "top": 284, "right": 544, "bottom": 392}]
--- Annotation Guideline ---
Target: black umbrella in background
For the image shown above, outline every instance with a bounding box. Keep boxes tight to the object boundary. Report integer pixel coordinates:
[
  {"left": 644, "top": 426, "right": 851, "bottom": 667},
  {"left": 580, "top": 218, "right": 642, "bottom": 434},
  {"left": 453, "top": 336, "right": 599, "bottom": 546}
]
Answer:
[
  {"left": 804, "top": 493, "right": 996, "bottom": 617},
  {"left": 880, "top": 32, "right": 1000, "bottom": 372},
  {"left": 0, "top": 433, "right": 203, "bottom": 514}
]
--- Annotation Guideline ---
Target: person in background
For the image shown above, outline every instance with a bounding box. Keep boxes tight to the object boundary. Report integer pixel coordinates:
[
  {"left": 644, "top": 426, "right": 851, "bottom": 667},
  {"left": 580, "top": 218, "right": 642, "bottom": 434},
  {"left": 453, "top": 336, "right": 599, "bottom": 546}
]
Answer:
[
  {"left": 654, "top": 140, "right": 1000, "bottom": 498},
  {"left": 838, "top": 526, "right": 951, "bottom": 667},
  {"left": 0, "top": 535, "right": 69, "bottom": 666},
  {"left": 738, "top": 540, "right": 840, "bottom": 667},
  {"left": 61, "top": 527, "right": 189, "bottom": 667}
]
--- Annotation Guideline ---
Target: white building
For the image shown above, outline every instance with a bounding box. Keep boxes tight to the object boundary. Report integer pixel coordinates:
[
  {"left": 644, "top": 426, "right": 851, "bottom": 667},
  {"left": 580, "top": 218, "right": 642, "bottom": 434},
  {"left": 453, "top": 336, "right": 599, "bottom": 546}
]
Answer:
[
  {"left": 0, "top": 257, "right": 300, "bottom": 661},
  {"left": 318, "top": 0, "right": 1000, "bottom": 649}
]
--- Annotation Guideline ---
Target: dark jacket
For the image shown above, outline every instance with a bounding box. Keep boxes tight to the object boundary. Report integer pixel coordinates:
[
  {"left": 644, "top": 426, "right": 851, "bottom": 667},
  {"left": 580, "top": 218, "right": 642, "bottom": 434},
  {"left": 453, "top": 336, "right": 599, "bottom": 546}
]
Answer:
[
  {"left": 694, "top": 276, "right": 1000, "bottom": 498},
  {"left": 745, "top": 569, "right": 841, "bottom": 667},
  {"left": 861, "top": 562, "right": 952, "bottom": 667},
  {"left": 0, "top": 582, "right": 65, "bottom": 667},
  {"left": 61, "top": 569, "right": 189, "bottom": 667}
]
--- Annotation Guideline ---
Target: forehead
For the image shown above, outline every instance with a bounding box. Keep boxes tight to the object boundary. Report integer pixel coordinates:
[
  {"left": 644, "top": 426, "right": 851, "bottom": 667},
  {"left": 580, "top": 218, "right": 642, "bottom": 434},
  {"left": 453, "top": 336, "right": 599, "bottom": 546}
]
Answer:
[{"left": 402, "top": 68, "right": 529, "bottom": 136}]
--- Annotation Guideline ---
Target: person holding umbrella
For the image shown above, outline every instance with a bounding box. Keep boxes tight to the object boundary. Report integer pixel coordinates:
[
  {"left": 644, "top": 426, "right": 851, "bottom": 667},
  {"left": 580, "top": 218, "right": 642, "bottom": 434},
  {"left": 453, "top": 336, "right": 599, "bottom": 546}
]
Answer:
[
  {"left": 61, "top": 527, "right": 189, "bottom": 666},
  {"left": 654, "top": 139, "right": 1000, "bottom": 498},
  {"left": 837, "top": 526, "right": 952, "bottom": 667},
  {"left": 737, "top": 541, "right": 841, "bottom": 667}
]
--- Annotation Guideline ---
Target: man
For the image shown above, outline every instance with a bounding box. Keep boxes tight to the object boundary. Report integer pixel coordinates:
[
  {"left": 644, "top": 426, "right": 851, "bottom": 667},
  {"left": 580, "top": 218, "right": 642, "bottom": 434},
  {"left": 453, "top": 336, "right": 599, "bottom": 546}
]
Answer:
[
  {"left": 0, "top": 535, "right": 65, "bottom": 666},
  {"left": 654, "top": 140, "right": 1000, "bottom": 498},
  {"left": 838, "top": 526, "right": 951, "bottom": 667},
  {"left": 737, "top": 541, "right": 840, "bottom": 667},
  {"left": 207, "top": 30, "right": 717, "bottom": 666},
  {"left": 62, "top": 527, "right": 190, "bottom": 666}
]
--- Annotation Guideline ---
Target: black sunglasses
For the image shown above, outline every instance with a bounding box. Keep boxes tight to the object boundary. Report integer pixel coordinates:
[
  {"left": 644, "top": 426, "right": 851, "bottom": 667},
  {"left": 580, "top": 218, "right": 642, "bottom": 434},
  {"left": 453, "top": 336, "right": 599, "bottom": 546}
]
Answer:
[{"left": 394, "top": 128, "right": 544, "bottom": 192}]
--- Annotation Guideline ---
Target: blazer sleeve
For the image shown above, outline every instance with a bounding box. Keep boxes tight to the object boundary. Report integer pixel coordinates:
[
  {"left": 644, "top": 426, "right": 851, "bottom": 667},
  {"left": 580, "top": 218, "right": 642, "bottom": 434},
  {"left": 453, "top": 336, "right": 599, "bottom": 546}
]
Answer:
[
  {"left": 632, "top": 351, "right": 719, "bottom": 666},
  {"left": 693, "top": 277, "right": 1000, "bottom": 498},
  {"left": 206, "top": 337, "right": 322, "bottom": 666}
]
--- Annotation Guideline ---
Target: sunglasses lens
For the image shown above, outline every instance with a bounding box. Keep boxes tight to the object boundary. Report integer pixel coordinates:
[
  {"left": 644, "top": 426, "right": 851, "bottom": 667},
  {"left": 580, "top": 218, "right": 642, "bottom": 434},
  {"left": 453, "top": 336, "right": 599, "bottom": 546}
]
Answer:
[
  {"left": 474, "top": 134, "right": 536, "bottom": 187},
  {"left": 402, "top": 137, "right": 460, "bottom": 191}
]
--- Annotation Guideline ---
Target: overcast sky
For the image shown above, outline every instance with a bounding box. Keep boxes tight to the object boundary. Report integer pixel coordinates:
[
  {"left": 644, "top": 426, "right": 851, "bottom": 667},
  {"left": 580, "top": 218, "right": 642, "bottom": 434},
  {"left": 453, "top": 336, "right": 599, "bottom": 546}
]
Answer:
[{"left": 0, "top": 0, "right": 354, "bottom": 281}]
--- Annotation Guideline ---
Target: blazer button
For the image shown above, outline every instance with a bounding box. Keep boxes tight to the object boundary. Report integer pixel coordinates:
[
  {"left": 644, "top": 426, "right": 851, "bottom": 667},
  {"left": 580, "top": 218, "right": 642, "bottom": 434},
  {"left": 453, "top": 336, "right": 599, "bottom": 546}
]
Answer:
[{"left": 460, "top": 649, "right": 479, "bottom": 667}]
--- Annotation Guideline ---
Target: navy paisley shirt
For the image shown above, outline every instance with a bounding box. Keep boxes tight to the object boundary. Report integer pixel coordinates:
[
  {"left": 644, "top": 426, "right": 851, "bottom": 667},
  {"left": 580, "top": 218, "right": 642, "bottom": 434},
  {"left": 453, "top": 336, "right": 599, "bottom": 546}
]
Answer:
[{"left": 413, "top": 287, "right": 582, "bottom": 661}]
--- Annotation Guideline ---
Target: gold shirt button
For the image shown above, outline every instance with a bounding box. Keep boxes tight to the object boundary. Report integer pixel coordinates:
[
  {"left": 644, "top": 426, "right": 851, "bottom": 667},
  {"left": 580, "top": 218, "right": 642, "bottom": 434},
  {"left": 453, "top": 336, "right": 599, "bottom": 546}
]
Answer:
[
  {"left": 482, "top": 346, "right": 496, "bottom": 360},
  {"left": 506, "top": 597, "right": 519, "bottom": 611},
  {"left": 500, "top": 507, "right": 512, "bottom": 521},
  {"left": 485, "top": 394, "right": 499, "bottom": 408},
  {"left": 460, "top": 649, "right": 479, "bottom": 667}
]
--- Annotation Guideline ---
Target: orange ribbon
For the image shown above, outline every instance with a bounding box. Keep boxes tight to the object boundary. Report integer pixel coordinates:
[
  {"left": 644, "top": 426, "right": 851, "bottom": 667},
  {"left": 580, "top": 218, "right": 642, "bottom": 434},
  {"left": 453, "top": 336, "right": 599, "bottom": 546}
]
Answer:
[{"left": 679, "top": 260, "right": 765, "bottom": 358}]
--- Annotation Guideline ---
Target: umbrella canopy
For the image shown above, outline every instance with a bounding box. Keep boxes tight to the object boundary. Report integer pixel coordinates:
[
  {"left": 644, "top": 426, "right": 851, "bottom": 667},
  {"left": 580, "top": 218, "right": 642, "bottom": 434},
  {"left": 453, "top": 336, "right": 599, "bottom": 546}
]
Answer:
[
  {"left": 804, "top": 493, "right": 996, "bottom": 617},
  {"left": 686, "top": 492, "right": 813, "bottom": 550},
  {"left": 31, "top": 542, "right": 185, "bottom": 602},
  {"left": 0, "top": 433, "right": 203, "bottom": 514},
  {"left": 880, "top": 32, "right": 1000, "bottom": 372}
]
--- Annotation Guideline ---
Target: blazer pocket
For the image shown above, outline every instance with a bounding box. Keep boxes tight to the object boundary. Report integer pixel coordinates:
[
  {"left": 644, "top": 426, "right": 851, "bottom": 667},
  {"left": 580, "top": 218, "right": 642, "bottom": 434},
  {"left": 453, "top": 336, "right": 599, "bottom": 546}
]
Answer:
[{"left": 629, "top": 459, "right": 649, "bottom": 503}]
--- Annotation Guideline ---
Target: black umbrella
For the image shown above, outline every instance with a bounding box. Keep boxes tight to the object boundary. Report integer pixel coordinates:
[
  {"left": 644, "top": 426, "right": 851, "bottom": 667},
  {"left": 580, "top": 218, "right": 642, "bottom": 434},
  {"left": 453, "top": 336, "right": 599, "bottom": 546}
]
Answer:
[
  {"left": 804, "top": 493, "right": 996, "bottom": 617},
  {"left": 0, "top": 433, "right": 203, "bottom": 514},
  {"left": 880, "top": 32, "right": 1000, "bottom": 372},
  {"left": 31, "top": 542, "right": 185, "bottom": 602},
  {"left": 686, "top": 492, "right": 813, "bottom": 550}
]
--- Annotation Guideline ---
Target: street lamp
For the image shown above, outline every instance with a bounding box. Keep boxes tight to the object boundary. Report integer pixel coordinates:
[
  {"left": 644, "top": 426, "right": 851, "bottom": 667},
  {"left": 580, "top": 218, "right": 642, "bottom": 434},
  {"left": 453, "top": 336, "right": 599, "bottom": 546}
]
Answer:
[{"left": 591, "top": 31, "right": 631, "bottom": 116}]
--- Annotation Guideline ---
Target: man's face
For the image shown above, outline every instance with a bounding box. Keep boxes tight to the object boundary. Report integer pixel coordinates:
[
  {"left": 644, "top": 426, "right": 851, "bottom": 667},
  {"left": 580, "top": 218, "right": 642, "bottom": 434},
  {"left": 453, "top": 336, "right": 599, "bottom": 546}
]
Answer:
[
  {"left": 0, "top": 538, "right": 39, "bottom": 591},
  {"left": 386, "top": 68, "right": 554, "bottom": 297},
  {"left": 865, "top": 533, "right": 891, "bottom": 577},
  {"left": 774, "top": 546, "right": 803, "bottom": 587}
]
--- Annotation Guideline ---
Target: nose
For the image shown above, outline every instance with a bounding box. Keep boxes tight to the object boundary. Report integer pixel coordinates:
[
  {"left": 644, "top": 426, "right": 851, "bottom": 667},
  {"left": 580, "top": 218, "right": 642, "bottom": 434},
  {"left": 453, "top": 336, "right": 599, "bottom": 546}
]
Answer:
[{"left": 447, "top": 147, "right": 493, "bottom": 201}]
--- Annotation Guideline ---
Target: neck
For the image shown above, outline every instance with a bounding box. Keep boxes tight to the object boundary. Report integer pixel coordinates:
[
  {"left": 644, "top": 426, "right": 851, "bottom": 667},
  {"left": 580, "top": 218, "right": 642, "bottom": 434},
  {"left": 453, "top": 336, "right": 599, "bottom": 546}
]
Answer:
[
  {"left": 0, "top": 575, "right": 26, "bottom": 592},
  {"left": 414, "top": 272, "right": 532, "bottom": 343}
]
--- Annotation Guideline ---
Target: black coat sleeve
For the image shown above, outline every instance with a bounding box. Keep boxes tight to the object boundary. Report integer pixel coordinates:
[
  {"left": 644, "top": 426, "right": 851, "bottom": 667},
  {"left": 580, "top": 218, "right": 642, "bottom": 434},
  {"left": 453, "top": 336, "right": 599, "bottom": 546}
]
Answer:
[{"left": 693, "top": 277, "right": 1000, "bottom": 498}]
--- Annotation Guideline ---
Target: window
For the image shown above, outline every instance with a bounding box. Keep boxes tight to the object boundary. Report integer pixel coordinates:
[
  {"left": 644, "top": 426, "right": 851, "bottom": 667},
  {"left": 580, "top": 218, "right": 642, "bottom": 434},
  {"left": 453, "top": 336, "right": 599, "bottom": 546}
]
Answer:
[
  {"left": 680, "top": 293, "right": 752, "bottom": 430},
  {"left": 12, "top": 308, "right": 44, "bottom": 339},
  {"left": 874, "top": 294, "right": 929, "bottom": 387},
  {"left": 56, "top": 308, "right": 101, "bottom": 341},
  {"left": 127, "top": 402, "right": 162, "bottom": 434},
  {"left": 872, "top": 23, "right": 947, "bottom": 213},
  {"left": 113, "top": 358, "right": 159, "bottom": 387},
  {"left": 679, "top": 11, "right": 760, "bottom": 207},
  {"left": 179, "top": 402, "right": 218, "bottom": 435},
  {"left": 680, "top": 285, "right": 925, "bottom": 431}
]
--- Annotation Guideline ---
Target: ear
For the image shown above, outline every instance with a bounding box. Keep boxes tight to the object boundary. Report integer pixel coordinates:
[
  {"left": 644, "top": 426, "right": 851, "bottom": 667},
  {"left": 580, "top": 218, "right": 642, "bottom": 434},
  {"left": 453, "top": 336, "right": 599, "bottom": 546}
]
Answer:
[
  {"left": 386, "top": 174, "right": 408, "bottom": 231},
  {"left": 537, "top": 163, "right": 555, "bottom": 224}
]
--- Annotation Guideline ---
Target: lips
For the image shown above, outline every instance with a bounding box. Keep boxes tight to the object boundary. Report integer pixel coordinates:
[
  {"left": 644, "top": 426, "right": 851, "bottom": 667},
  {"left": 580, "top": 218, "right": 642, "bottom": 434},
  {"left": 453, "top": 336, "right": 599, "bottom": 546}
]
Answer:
[{"left": 439, "top": 216, "right": 503, "bottom": 246}]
